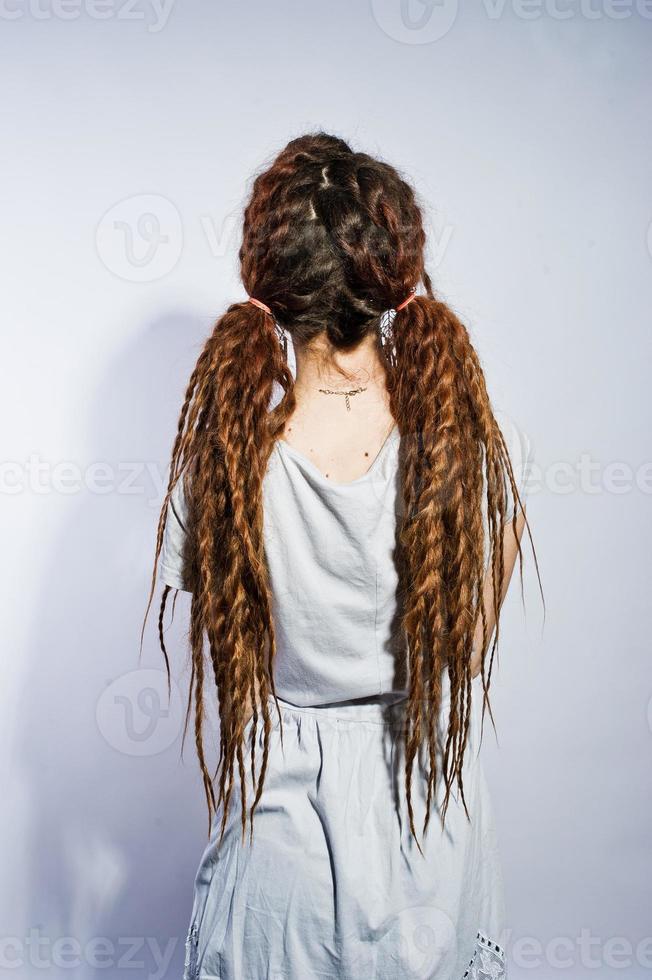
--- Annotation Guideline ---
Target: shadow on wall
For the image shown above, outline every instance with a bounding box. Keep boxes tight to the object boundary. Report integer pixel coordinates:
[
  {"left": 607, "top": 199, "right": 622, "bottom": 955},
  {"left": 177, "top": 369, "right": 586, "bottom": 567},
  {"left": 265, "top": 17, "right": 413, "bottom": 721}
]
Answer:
[{"left": 18, "top": 311, "right": 212, "bottom": 980}]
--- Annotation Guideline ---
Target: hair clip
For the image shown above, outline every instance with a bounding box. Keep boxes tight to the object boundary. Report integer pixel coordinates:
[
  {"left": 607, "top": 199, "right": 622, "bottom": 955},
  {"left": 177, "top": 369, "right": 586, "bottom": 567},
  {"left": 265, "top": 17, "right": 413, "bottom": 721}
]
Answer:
[
  {"left": 379, "top": 310, "right": 394, "bottom": 349},
  {"left": 274, "top": 321, "right": 288, "bottom": 357}
]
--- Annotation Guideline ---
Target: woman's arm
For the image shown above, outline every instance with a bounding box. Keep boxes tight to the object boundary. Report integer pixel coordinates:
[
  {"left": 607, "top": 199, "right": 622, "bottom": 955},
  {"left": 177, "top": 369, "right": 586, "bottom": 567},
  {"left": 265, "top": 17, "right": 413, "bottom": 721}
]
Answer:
[{"left": 469, "top": 506, "right": 527, "bottom": 679}]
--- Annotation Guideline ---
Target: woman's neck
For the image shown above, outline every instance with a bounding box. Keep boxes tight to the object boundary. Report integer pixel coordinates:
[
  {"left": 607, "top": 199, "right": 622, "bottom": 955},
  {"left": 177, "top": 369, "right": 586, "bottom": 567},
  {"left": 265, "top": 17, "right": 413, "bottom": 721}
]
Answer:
[{"left": 292, "top": 332, "right": 389, "bottom": 402}]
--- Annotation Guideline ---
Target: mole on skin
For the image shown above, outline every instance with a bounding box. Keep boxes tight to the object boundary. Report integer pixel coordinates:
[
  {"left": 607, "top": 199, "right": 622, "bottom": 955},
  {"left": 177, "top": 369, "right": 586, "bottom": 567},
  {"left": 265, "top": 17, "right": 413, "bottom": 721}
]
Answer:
[{"left": 283, "top": 428, "right": 372, "bottom": 477}]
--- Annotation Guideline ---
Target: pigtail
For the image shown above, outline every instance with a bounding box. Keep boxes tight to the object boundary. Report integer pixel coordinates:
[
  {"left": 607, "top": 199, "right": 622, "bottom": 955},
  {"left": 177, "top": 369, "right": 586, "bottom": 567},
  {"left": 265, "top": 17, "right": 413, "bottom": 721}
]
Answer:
[
  {"left": 143, "top": 301, "right": 295, "bottom": 844},
  {"left": 389, "top": 287, "right": 538, "bottom": 844}
]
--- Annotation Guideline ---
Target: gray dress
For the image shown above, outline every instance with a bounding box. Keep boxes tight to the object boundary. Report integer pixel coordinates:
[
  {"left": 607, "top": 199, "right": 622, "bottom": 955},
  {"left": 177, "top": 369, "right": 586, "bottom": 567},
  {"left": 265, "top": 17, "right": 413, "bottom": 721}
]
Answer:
[{"left": 160, "top": 408, "right": 533, "bottom": 980}]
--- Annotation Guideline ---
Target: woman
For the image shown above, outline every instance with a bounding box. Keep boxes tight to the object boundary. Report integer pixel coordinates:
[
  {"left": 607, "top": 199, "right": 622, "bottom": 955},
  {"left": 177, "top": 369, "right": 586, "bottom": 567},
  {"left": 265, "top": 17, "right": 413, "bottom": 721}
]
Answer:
[{"left": 143, "top": 132, "right": 540, "bottom": 980}]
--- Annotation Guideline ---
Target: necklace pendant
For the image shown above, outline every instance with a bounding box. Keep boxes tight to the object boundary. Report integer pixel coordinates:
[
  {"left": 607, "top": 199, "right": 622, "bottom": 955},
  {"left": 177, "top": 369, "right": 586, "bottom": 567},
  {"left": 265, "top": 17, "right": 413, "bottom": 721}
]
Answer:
[{"left": 317, "top": 385, "right": 367, "bottom": 412}]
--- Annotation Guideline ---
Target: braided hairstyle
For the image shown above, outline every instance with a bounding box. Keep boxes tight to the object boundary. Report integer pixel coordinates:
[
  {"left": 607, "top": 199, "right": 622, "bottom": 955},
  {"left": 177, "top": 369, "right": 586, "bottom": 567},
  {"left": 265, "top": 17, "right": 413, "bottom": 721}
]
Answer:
[{"left": 143, "top": 132, "right": 539, "bottom": 851}]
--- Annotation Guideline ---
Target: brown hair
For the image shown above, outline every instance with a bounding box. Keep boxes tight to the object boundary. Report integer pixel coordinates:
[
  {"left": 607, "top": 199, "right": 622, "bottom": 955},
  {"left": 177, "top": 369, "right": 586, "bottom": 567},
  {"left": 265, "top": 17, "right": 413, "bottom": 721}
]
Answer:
[{"left": 142, "top": 132, "right": 540, "bottom": 852}]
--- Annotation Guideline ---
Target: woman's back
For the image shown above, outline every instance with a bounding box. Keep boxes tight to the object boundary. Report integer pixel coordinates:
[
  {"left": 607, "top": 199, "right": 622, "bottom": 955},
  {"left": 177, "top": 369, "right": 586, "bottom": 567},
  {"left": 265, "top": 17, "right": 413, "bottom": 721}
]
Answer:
[{"left": 161, "top": 404, "right": 532, "bottom": 708}]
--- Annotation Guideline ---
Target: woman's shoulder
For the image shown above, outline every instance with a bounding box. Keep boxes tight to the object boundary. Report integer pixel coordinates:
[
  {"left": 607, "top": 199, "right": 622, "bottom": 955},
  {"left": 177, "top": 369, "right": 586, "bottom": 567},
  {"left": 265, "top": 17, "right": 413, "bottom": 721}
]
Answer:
[
  {"left": 493, "top": 406, "right": 533, "bottom": 470},
  {"left": 492, "top": 406, "right": 536, "bottom": 520},
  {"left": 159, "top": 474, "right": 192, "bottom": 592}
]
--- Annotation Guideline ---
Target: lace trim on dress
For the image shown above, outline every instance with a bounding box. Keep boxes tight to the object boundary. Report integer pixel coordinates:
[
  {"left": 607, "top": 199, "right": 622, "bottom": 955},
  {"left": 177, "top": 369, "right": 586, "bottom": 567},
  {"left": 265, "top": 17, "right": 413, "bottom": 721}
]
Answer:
[
  {"left": 462, "top": 930, "right": 507, "bottom": 979},
  {"left": 183, "top": 921, "right": 199, "bottom": 980}
]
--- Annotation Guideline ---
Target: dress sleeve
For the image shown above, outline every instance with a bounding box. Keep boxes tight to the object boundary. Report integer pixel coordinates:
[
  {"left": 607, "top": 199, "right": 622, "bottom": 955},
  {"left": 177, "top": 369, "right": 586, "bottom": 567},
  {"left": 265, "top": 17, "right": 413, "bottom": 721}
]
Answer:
[
  {"left": 495, "top": 409, "right": 535, "bottom": 524},
  {"left": 159, "top": 476, "right": 193, "bottom": 592}
]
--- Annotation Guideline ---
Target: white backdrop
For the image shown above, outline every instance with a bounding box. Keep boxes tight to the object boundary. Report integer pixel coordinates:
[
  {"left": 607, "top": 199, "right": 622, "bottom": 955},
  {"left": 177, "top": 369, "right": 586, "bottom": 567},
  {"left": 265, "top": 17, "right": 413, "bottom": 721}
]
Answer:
[{"left": 2, "top": 2, "right": 651, "bottom": 978}]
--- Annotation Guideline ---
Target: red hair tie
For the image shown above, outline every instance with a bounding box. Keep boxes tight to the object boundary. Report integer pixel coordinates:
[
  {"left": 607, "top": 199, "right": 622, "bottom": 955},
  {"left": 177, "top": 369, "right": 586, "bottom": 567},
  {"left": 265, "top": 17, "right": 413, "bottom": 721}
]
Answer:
[
  {"left": 394, "top": 289, "right": 417, "bottom": 312},
  {"left": 248, "top": 296, "right": 272, "bottom": 315}
]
